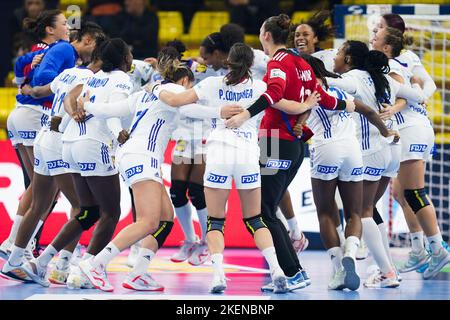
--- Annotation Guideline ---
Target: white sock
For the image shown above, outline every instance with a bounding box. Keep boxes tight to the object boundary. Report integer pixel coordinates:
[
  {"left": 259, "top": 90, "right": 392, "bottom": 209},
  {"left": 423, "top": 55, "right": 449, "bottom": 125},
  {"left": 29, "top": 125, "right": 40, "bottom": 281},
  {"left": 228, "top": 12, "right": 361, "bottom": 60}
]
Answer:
[
  {"left": 361, "top": 218, "right": 392, "bottom": 274},
  {"left": 344, "top": 236, "right": 360, "bottom": 260},
  {"left": 92, "top": 242, "right": 120, "bottom": 269},
  {"left": 36, "top": 245, "right": 58, "bottom": 268},
  {"left": 211, "top": 253, "right": 224, "bottom": 277},
  {"left": 175, "top": 204, "right": 196, "bottom": 242},
  {"left": 82, "top": 252, "right": 94, "bottom": 261},
  {"left": 132, "top": 247, "right": 155, "bottom": 275},
  {"left": 196, "top": 208, "right": 208, "bottom": 240},
  {"left": 8, "top": 245, "right": 25, "bottom": 266},
  {"left": 327, "top": 246, "right": 343, "bottom": 272},
  {"left": 410, "top": 231, "right": 425, "bottom": 253},
  {"left": 26, "top": 220, "right": 44, "bottom": 248},
  {"left": 56, "top": 249, "right": 72, "bottom": 269},
  {"left": 427, "top": 233, "right": 444, "bottom": 254},
  {"left": 261, "top": 246, "right": 282, "bottom": 274},
  {"left": 337, "top": 225, "right": 346, "bottom": 248},
  {"left": 7, "top": 215, "right": 23, "bottom": 244},
  {"left": 378, "top": 223, "right": 395, "bottom": 268},
  {"left": 286, "top": 217, "right": 301, "bottom": 239}
]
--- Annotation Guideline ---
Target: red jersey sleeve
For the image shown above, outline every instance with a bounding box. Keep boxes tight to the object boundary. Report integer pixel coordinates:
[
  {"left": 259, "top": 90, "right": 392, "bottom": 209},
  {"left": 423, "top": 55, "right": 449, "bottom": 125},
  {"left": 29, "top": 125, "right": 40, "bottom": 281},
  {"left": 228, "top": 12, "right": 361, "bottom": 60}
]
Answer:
[
  {"left": 263, "top": 60, "right": 287, "bottom": 105},
  {"left": 315, "top": 83, "right": 338, "bottom": 110}
]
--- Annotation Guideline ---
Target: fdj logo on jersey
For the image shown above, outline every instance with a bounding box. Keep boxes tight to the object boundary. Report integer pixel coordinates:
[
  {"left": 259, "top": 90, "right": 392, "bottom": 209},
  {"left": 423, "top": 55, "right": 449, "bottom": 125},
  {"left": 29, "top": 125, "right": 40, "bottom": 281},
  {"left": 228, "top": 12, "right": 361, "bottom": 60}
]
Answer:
[
  {"left": 78, "top": 162, "right": 96, "bottom": 171},
  {"left": 18, "top": 131, "right": 36, "bottom": 139},
  {"left": 364, "top": 166, "right": 384, "bottom": 176},
  {"left": 207, "top": 173, "right": 227, "bottom": 184},
  {"left": 241, "top": 173, "right": 259, "bottom": 184},
  {"left": 125, "top": 165, "right": 143, "bottom": 178},
  {"left": 317, "top": 165, "right": 338, "bottom": 174},
  {"left": 266, "top": 159, "right": 291, "bottom": 170},
  {"left": 47, "top": 160, "right": 69, "bottom": 170},
  {"left": 351, "top": 167, "right": 363, "bottom": 176},
  {"left": 410, "top": 144, "right": 427, "bottom": 152}
]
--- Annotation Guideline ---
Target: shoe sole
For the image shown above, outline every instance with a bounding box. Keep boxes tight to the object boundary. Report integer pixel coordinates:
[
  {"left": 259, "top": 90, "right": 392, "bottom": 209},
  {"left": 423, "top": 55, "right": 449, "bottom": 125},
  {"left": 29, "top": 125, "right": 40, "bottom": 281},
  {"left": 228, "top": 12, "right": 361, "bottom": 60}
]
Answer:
[
  {"left": 122, "top": 282, "right": 164, "bottom": 292},
  {"left": 170, "top": 258, "right": 188, "bottom": 263},
  {"left": 342, "top": 257, "right": 360, "bottom": 291},
  {"left": 210, "top": 284, "right": 226, "bottom": 294},
  {"left": 423, "top": 255, "right": 450, "bottom": 280},
  {"left": 0, "top": 270, "right": 33, "bottom": 283},
  {"left": 260, "top": 286, "right": 274, "bottom": 292},
  {"left": 22, "top": 268, "right": 50, "bottom": 287},
  {"left": 273, "top": 276, "right": 288, "bottom": 294},
  {"left": 49, "top": 278, "right": 67, "bottom": 285}
]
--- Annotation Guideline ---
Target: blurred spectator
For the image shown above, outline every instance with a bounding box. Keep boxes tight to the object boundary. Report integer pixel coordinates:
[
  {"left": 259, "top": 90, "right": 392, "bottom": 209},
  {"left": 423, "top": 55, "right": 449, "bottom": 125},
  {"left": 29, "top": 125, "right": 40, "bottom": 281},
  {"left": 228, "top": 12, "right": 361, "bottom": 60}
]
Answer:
[
  {"left": 88, "top": 0, "right": 123, "bottom": 15},
  {"left": 152, "top": 0, "right": 204, "bottom": 33},
  {"left": 293, "top": 0, "right": 342, "bottom": 11},
  {"left": 119, "top": 0, "right": 158, "bottom": 59},
  {"left": 10, "top": 0, "right": 46, "bottom": 39},
  {"left": 227, "top": 0, "right": 280, "bottom": 35},
  {"left": 85, "top": 0, "right": 123, "bottom": 38}
]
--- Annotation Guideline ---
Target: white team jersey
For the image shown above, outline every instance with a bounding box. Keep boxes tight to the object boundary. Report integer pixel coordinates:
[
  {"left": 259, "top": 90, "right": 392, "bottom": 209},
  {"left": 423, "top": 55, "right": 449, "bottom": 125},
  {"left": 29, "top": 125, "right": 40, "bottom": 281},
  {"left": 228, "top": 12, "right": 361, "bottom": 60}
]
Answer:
[
  {"left": 47, "top": 66, "right": 93, "bottom": 128},
  {"left": 118, "top": 83, "right": 184, "bottom": 160},
  {"left": 128, "top": 59, "right": 159, "bottom": 93},
  {"left": 251, "top": 49, "right": 269, "bottom": 80},
  {"left": 307, "top": 86, "right": 355, "bottom": 147},
  {"left": 63, "top": 70, "right": 132, "bottom": 143},
  {"left": 193, "top": 76, "right": 266, "bottom": 150},
  {"left": 396, "top": 50, "right": 422, "bottom": 75},
  {"left": 388, "top": 58, "right": 431, "bottom": 129},
  {"left": 312, "top": 49, "right": 338, "bottom": 72}
]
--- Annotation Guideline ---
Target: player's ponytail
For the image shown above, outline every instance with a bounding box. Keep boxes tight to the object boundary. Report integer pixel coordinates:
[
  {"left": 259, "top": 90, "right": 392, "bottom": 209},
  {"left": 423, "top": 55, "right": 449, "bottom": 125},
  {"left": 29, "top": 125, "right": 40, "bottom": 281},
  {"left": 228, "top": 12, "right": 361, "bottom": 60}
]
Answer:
[
  {"left": 23, "top": 9, "right": 63, "bottom": 41},
  {"left": 99, "top": 38, "right": 130, "bottom": 72},
  {"left": 263, "top": 14, "right": 291, "bottom": 45},
  {"left": 225, "top": 43, "right": 253, "bottom": 86}
]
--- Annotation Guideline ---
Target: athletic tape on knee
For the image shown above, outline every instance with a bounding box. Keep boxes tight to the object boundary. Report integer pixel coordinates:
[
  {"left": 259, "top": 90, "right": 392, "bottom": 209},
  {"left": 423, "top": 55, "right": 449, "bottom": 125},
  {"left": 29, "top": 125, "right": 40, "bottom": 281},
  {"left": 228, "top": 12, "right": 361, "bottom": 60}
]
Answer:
[
  {"left": 170, "top": 180, "right": 189, "bottom": 207},
  {"left": 206, "top": 216, "right": 226, "bottom": 235},
  {"left": 75, "top": 206, "right": 100, "bottom": 230},
  {"left": 372, "top": 207, "right": 384, "bottom": 225},
  {"left": 404, "top": 189, "right": 430, "bottom": 213},
  {"left": 243, "top": 214, "right": 268, "bottom": 236},
  {"left": 188, "top": 182, "right": 206, "bottom": 210},
  {"left": 151, "top": 221, "right": 174, "bottom": 248}
]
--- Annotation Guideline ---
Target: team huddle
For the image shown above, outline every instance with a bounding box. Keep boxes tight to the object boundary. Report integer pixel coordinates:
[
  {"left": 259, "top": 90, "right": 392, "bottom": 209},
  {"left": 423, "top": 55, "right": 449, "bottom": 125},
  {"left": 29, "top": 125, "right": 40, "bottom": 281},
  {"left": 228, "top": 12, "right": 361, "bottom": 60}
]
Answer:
[{"left": 0, "top": 9, "right": 449, "bottom": 294}]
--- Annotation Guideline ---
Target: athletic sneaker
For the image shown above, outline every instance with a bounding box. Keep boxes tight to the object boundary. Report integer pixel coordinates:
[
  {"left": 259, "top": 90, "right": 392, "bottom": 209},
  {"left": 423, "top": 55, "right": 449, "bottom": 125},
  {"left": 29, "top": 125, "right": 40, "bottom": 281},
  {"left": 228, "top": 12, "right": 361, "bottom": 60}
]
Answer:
[
  {"left": 342, "top": 256, "right": 360, "bottom": 291},
  {"left": 0, "top": 260, "right": 33, "bottom": 282},
  {"left": 48, "top": 263, "right": 70, "bottom": 285},
  {"left": 25, "top": 239, "right": 36, "bottom": 261},
  {"left": 286, "top": 271, "right": 307, "bottom": 291},
  {"left": 301, "top": 269, "right": 312, "bottom": 286},
  {"left": 188, "top": 240, "right": 209, "bottom": 266},
  {"left": 79, "top": 259, "right": 113, "bottom": 292},
  {"left": 122, "top": 272, "right": 164, "bottom": 291},
  {"left": 356, "top": 240, "right": 368, "bottom": 260},
  {"left": 419, "top": 241, "right": 450, "bottom": 274},
  {"left": 328, "top": 269, "right": 346, "bottom": 290},
  {"left": 399, "top": 249, "right": 430, "bottom": 273},
  {"left": 364, "top": 270, "right": 400, "bottom": 288},
  {"left": 22, "top": 259, "right": 50, "bottom": 287},
  {"left": 66, "top": 265, "right": 94, "bottom": 289},
  {"left": 209, "top": 274, "right": 227, "bottom": 293},
  {"left": 171, "top": 239, "right": 198, "bottom": 263},
  {"left": 271, "top": 269, "right": 288, "bottom": 294},
  {"left": 423, "top": 247, "right": 450, "bottom": 280},
  {"left": 127, "top": 243, "right": 140, "bottom": 268},
  {"left": 0, "top": 239, "right": 12, "bottom": 261},
  {"left": 291, "top": 232, "right": 309, "bottom": 256}
]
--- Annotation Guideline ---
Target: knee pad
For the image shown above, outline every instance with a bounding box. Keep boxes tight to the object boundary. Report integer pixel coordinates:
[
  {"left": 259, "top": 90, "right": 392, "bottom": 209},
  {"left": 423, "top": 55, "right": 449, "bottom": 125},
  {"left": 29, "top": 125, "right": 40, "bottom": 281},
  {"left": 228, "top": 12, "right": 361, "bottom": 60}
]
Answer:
[
  {"left": 243, "top": 214, "right": 268, "bottom": 237},
  {"left": 170, "top": 180, "right": 189, "bottom": 208},
  {"left": 206, "top": 216, "right": 226, "bottom": 235},
  {"left": 188, "top": 182, "right": 206, "bottom": 210},
  {"left": 372, "top": 207, "right": 384, "bottom": 225},
  {"left": 151, "top": 221, "right": 174, "bottom": 249},
  {"left": 404, "top": 188, "right": 430, "bottom": 213},
  {"left": 75, "top": 206, "right": 100, "bottom": 230}
]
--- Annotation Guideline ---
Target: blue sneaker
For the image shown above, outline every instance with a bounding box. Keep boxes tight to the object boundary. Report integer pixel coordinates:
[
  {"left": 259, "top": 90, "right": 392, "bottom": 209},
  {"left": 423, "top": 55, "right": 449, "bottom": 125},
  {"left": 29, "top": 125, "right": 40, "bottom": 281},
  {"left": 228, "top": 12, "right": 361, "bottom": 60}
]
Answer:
[
  {"left": 416, "top": 242, "right": 447, "bottom": 274},
  {"left": 287, "top": 271, "right": 307, "bottom": 291},
  {"left": 301, "top": 269, "right": 311, "bottom": 286}
]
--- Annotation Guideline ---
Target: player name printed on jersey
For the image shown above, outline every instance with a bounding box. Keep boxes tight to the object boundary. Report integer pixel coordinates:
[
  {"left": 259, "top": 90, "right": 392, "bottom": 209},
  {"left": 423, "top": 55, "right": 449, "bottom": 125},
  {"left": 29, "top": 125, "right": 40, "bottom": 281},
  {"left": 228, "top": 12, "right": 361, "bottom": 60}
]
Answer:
[
  {"left": 297, "top": 69, "right": 313, "bottom": 82},
  {"left": 218, "top": 88, "right": 253, "bottom": 101}
]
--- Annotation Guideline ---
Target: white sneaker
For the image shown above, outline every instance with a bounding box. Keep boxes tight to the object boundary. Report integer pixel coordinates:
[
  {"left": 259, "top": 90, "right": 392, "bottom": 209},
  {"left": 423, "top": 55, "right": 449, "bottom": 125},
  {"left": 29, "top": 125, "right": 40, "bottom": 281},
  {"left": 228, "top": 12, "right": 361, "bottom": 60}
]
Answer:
[
  {"left": 48, "top": 263, "right": 70, "bottom": 285},
  {"left": 23, "top": 259, "right": 50, "bottom": 287},
  {"left": 188, "top": 240, "right": 209, "bottom": 266},
  {"left": 127, "top": 243, "right": 140, "bottom": 268},
  {"left": 122, "top": 272, "right": 164, "bottom": 291},
  {"left": 342, "top": 256, "right": 360, "bottom": 291},
  {"left": 210, "top": 274, "right": 227, "bottom": 294},
  {"left": 364, "top": 270, "right": 400, "bottom": 288},
  {"left": 356, "top": 240, "right": 369, "bottom": 260},
  {"left": 0, "top": 260, "right": 33, "bottom": 282},
  {"left": 79, "top": 259, "right": 113, "bottom": 292},
  {"left": 66, "top": 265, "right": 94, "bottom": 289},
  {"left": 328, "top": 269, "right": 346, "bottom": 290},
  {"left": 271, "top": 269, "right": 288, "bottom": 294},
  {"left": 399, "top": 249, "right": 430, "bottom": 273},
  {"left": 24, "top": 239, "right": 35, "bottom": 261},
  {"left": 423, "top": 248, "right": 450, "bottom": 280},
  {"left": 291, "top": 232, "right": 309, "bottom": 256},
  {"left": 0, "top": 239, "right": 12, "bottom": 261},
  {"left": 171, "top": 239, "right": 198, "bottom": 263}
]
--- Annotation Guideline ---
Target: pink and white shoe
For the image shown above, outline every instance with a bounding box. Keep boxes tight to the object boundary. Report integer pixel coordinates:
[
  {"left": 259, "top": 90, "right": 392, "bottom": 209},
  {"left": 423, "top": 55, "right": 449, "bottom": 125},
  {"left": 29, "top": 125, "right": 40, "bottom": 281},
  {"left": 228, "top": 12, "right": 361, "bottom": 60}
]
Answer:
[
  {"left": 78, "top": 259, "right": 113, "bottom": 292},
  {"left": 188, "top": 240, "right": 209, "bottom": 266},
  {"left": 122, "top": 272, "right": 164, "bottom": 291},
  {"left": 291, "top": 232, "right": 309, "bottom": 255}
]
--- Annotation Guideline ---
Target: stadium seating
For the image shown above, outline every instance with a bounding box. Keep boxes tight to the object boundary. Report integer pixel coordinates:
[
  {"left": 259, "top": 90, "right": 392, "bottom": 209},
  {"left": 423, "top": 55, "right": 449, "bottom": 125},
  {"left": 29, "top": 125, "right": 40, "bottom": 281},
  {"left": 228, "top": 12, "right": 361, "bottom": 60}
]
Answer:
[
  {"left": 0, "top": 88, "right": 18, "bottom": 131},
  {"left": 157, "top": 11, "right": 184, "bottom": 45},
  {"left": 181, "top": 11, "right": 230, "bottom": 45},
  {"left": 291, "top": 11, "right": 312, "bottom": 24}
]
